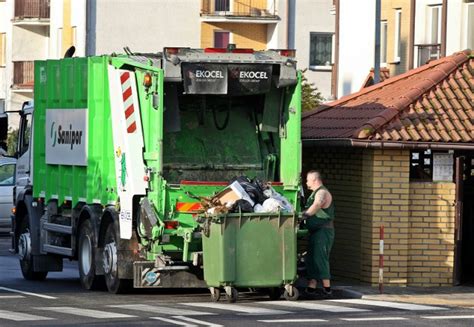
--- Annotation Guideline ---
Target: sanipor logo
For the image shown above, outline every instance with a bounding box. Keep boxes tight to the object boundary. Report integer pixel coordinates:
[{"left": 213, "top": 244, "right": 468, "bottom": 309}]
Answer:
[{"left": 50, "top": 122, "right": 84, "bottom": 150}]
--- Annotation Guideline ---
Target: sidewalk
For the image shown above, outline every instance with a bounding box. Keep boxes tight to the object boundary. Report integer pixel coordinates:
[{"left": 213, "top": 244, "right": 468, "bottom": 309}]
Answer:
[{"left": 335, "top": 284, "right": 474, "bottom": 308}]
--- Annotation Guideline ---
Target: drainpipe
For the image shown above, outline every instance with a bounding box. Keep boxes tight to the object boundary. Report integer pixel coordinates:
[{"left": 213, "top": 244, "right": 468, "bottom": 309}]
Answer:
[
  {"left": 441, "top": 0, "right": 448, "bottom": 57},
  {"left": 408, "top": 0, "right": 415, "bottom": 70},
  {"left": 374, "top": 0, "right": 381, "bottom": 84},
  {"left": 332, "top": 0, "right": 340, "bottom": 99}
]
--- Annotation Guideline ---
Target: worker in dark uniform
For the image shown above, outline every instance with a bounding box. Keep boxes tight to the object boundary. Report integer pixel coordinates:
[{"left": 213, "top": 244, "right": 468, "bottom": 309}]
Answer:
[{"left": 302, "top": 170, "right": 335, "bottom": 296}]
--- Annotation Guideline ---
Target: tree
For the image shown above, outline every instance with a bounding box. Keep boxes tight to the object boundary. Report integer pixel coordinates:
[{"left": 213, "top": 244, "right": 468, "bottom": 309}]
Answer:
[
  {"left": 6, "top": 128, "right": 18, "bottom": 156},
  {"left": 301, "top": 69, "right": 324, "bottom": 112}
]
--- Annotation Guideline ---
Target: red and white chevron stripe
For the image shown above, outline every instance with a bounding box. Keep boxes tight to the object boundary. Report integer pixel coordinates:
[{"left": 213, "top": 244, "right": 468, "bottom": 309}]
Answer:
[{"left": 120, "top": 72, "right": 137, "bottom": 133}]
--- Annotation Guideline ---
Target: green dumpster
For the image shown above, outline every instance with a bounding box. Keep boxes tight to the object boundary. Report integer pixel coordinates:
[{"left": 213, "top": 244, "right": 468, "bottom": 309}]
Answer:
[{"left": 202, "top": 212, "right": 299, "bottom": 302}]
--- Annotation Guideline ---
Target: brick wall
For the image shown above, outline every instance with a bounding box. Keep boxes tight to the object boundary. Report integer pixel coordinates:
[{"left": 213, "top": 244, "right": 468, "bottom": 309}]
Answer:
[
  {"left": 303, "top": 145, "right": 457, "bottom": 287},
  {"left": 408, "top": 183, "right": 456, "bottom": 286},
  {"left": 302, "top": 146, "right": 364, "bottom": 282},
  {"left": 200, "top": 22, "right": 268, "bottom": 49}
]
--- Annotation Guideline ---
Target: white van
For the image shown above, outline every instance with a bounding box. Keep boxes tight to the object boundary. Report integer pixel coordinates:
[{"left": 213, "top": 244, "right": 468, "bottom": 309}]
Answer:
[{"left": 0, "top": 157, "right": 16, "bottom": 227}]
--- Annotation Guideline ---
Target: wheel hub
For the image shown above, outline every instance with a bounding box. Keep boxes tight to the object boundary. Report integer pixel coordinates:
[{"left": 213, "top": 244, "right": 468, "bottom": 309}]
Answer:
[
  {"left": 18, "top": 232, "right": 31, "bottom": 260},
  {"left": 103, "top": 242, "right": 117, "bottom": 275},
  {"left": 80, "top": 235, "right": 92, "bottom": 275}
]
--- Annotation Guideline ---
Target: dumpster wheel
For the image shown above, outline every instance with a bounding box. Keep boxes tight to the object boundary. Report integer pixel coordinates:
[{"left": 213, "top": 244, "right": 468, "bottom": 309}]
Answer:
[
  {"left": 283, "top": 285, "right": 299, "bottom": 301},
  {"left": 224, "top": 286, "right": 238, "bottom": 303},
  {"left": 209, "top": 287, "right": 221, "bottom": 302}
]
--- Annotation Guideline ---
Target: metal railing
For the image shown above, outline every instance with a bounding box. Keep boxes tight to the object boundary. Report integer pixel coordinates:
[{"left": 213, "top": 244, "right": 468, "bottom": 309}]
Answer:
[
  {"left": 201, "top": 0, "right": 276, "bottom": 18},
  {"left": 14, "top": 0, "right": 50, "bottom": 20},
  {"left": 13, "top": 61, "right": 34, "bottom": 88},
  {"left": 415, "top": 43, "right": 441, "bottom": 67}
]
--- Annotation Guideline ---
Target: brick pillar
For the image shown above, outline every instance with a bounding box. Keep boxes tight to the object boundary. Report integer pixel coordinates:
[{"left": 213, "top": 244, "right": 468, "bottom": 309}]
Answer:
[{"left": 360, "top": 149, "right": 411, "bottom": 286}]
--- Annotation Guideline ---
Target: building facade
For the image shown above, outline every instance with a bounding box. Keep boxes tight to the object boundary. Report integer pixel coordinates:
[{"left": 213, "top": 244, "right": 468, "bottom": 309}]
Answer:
[
  {"left": 303, "top": 50, "right": 474, "bottom": 287},
  {"left": 336, "top": 0, "right": 474, "bottom": 98}
]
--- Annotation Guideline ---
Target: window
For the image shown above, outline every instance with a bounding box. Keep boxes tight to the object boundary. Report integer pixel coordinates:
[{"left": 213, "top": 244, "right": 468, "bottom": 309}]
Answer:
[
  {"left": 428, "top": 5, "right": 442, "bottom": 44},
  {"left": 467, "top": 2, "right": 474, "bottom": 49},
  {"left": 309, "top": 32, "right": 333, "bottom": 69},
  {"left": 394, "top": 9, "right": 402, "bottom": 62},
  {"left": 0, "top": 164, "right": 15, "bottom": 186},
  {"left": 0, "top": 33, "right": 5, "bottom": 67},
  {"left": 410, "top": 149, "right": 433, "bottom": 181},
  {"left": 18, "top": 113, "right": 31, "bottom": 157},
  {"left": 214, "top": 31, "right": 230, "bottom": 48},
  {"left": 380, "top": 21, "right": 388, "bottom": 65},
  {"left": 215, "top": 0, "right": 229, "bottom": 12}
]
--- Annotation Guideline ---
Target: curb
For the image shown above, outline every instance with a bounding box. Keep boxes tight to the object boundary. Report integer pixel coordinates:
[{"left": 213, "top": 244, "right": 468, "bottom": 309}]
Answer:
[{"left": 335, "top": 288, "right": 364, "bottom": 299}]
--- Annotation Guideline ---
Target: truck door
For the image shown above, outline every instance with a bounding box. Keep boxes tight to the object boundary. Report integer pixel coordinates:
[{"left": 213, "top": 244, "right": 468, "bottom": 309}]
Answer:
[{"left": 15, "top": 105, "right": 33, "bottom": 197}]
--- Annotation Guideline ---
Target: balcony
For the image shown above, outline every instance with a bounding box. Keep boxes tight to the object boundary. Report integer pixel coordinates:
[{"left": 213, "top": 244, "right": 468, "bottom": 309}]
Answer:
[
  {"left": 415, "top": 44, "right": 441, "bottom": 67},
  {"left": 12, "top": 61, "right": 34, "bottom": 91},
  {"left": 13, "top": 0, "right": 50, "bottom": 25},
  {"left": 201, "top": 0, "right": 279, "bottom": 22}
]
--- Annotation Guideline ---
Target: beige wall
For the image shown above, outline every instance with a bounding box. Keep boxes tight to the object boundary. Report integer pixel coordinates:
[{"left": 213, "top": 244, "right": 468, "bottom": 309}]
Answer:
[
  {"left": 381, "top": 0, "right": 413, "bottom": 75},
  {"left": 201, "top": 22, "right": 268, "bottom": 50},
  {"left": 303, "top": 146, "right": 457, "bottom": 287},
  {"left": 408, "top": 183, "right": 455, "bottom": 286}
]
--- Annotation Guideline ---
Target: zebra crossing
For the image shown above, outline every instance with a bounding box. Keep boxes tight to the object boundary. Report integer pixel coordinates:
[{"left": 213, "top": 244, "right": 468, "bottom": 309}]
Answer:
[{"left": 0, "top": 298, "right": 457, "bottom": 324}]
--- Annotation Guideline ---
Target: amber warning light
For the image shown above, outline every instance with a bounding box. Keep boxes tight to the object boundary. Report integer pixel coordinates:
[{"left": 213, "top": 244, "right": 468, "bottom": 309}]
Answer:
[{"left": 143, "top": 73, "right": 152, "bottom": 88}]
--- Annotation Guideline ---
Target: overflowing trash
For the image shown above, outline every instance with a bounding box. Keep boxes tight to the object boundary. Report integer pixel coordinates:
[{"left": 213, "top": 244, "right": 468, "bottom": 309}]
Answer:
[{"left": 203, "top": 176, "right": 294, "bottom": 215}]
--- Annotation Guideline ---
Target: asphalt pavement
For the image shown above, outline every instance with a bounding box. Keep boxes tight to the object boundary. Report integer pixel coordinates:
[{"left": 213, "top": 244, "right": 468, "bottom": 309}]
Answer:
[{"left": 1, "top": 230, "right": 474, "bottom": 326}]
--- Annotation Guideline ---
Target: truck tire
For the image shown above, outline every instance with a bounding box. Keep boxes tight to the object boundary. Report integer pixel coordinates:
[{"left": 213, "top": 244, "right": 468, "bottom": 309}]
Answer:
[
  {"left": 18, "top": 217, "right": 48, "bottom": 281},
  {"left": 78, "top": 219, "right": 104, "bottom": 290},
  {"left": 103, "top": 222, "right": 131, "bottom": 294}
]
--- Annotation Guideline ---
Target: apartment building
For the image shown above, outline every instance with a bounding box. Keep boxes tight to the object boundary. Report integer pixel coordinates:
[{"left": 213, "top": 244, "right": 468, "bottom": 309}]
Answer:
[
  {"left": 199, "top": 0, "right": 336, "bottom": 101},
  {"left": 414, "top": 0, "right": 474, "bottom": 67},
  {"left": 335, "top": 0, "right": 474, "bottom": 98},
  {"left": 0, "top": 0, "right": 339, "bottom": 123},
  {"left": 291, "top": 0, "right": 335, "bottom": 101}
]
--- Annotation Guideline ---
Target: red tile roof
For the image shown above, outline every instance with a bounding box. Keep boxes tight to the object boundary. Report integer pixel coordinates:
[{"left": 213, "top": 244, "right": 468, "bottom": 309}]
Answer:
[
  {"left": 361, "top": 67, "right": 391, "bottom": 90},
  {"left": 302, "top": 50, "right": 474, "bottom": 145}
]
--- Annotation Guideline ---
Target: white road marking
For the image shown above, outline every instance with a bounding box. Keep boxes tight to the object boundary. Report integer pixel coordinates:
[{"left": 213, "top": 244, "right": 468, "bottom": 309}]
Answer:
[
  {"left": 258, "top": 319, "right": 328, "bottom": 323},
  {"left": 0, "top": 286, "right": 57, "bottom": 299},
  {"left": 109, "top": 304, "right": 215, "bottom": 316},
  {"left": 183, "top": 302, "right": 291, "bottom": 315},
  {"left": 172, "top": 315, "right": 224, "bottom": 327},
  {"left": 151, "top": 317, "right": 197, "bottom": 326},
  {"left": 421, "top": 315, "right": 474, "bottom": 320},
  {"left": 35, "top": 307, "right": 136, "bottom": 319},
  {"left": 341, "top": 317, "right": 408, "bottom": 322},
  {"left": 268, "top": 300, "right": 370, "bottom": 313},
  {"left": 331, "top": 299, "right": 447, "bottom": 311},
  {"left": 0, "top": 309, "right": 53, "bottom": 321},
  {"left": 0, "top": 295, "right": 24, "bottom": 299}
]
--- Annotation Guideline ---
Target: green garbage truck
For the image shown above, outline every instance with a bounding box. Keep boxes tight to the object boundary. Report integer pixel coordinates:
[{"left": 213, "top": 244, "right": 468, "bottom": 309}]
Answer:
[{"left": 11, "top": 47, "right": 302, "bottom": 301}]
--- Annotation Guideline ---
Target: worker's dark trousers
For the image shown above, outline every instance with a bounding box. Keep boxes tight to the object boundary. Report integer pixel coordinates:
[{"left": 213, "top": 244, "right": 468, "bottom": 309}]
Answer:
[{"left": 306, "top": 228, "right": 335, "bottom": 280}]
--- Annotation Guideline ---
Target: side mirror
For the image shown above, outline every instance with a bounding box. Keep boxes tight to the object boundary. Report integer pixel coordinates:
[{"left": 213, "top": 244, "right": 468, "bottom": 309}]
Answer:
[{"left": 0, "top": 114, "right": 7, "bottom": 141}]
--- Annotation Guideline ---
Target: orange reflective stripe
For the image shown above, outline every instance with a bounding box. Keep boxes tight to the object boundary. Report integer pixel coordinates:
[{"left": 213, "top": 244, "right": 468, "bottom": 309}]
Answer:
[{"left": 176, "top": 202, "right": 203, "bottom": 212}]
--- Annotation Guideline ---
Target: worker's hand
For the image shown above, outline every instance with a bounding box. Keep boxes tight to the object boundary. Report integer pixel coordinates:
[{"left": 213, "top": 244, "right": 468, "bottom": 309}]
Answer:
[{"left": 301, "top": 211, "right": 310, "bottom": 220}]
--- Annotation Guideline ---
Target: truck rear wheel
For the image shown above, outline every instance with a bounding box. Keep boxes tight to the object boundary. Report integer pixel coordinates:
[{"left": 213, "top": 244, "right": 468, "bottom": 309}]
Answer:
[
  {"left": 103, "top": 223, "right": 131, "bottom": 294},
  {"left": 18, "top": 217, "right": 48, "bottom": 281},
  {"left": 78, "top": 219, "right": 104, "bottom": 290}
]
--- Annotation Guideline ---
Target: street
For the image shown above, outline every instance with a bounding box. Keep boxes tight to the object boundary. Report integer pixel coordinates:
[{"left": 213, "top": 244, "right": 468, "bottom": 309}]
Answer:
[{"left": 0, "top": 231, "right": 473, "bottom": 326}]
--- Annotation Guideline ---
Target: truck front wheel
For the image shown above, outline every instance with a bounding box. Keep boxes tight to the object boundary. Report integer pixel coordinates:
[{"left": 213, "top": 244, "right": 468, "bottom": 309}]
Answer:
[
  {"left": 18, "top": 217, "right": 47, "bottom": 281},
  {"left": 103, "top": 223, "right": 131, "bottom": 294},
  {"left": 78, "top": 219, "right": 104, "bottom": 290}
]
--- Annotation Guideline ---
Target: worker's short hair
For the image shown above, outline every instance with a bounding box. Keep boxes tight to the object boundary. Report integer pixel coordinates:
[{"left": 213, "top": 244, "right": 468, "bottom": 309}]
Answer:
[{"left": 307, "top": 170, "right": 322, "bottom": 181}]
